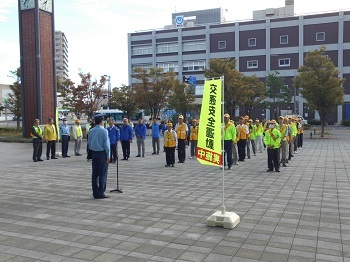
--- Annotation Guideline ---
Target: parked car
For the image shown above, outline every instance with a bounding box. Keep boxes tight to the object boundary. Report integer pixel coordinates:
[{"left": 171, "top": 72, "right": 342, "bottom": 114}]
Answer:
[
  {"left": 12, "top": 116, "right": 22, "bottom": 121},
  {"left": 285, "top": 115, "right": 308, "bottom": 125}
]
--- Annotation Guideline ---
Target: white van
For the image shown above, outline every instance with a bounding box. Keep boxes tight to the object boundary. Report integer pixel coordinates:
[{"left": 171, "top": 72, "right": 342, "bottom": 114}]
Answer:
[{"left": 285, "top": 115, "right": 308, "bottom": 125}]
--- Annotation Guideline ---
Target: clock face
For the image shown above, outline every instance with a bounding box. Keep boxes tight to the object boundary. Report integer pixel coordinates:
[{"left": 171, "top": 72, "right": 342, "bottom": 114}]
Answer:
[
  {"left": 20, "top": 0, "right": 35, "bottom": 10},
  {"left": 39, "top": 0, "right": 52, "bottom": 13}
]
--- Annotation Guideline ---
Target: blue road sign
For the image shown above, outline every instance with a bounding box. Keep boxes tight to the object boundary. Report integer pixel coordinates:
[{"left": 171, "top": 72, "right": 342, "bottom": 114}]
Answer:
[{"left": 188, "top": 76, "right": 196, "bottom": 87}]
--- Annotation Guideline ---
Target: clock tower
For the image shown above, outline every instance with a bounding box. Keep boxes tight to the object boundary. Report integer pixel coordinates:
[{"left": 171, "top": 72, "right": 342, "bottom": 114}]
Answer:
[{"left": 18, "top": 0, "right": 56, "bottom": 137}]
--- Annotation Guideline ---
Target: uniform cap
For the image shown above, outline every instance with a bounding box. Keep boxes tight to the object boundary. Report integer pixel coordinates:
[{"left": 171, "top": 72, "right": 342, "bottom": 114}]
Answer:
[
  {"left": 75, "top": 119, "right": 80, "bottom": 123},
  {"left": 284, "top": 117, "right": 289, "bottom": 121},
  {"left": 224, "top": 113, "right": 230, "bottom": 118},
  {"left": 178, "top": 115, "right": 184, "bottom": 119},
  {"left": 269, "top": 120, "right": 277, "bottom": 124},
  {"left": 278, "top": 116, "right": 284, "bottom": 119},
  {"left": 244, "top": 115, "right": 249, "bottom": 119},
  {"left": 192, "top": 119, "right": 197, "bottom": 122},
  {"left": 166, "top": 123, "right": 173, "bottom": 127},
  {"left": 248, "top": 119, "right": 253, "bottom": 122},
  {"left": 255, "top": 119, "right": 260, "bottom": 122}
]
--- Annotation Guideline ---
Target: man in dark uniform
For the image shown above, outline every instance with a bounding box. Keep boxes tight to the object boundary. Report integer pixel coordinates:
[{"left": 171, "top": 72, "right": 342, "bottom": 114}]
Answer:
[
  {"left": 88, "top": 114, "right": 111, "bottom": 199},
  {"left": 31, "top": 119, "right": 44, "bottom": 162}
]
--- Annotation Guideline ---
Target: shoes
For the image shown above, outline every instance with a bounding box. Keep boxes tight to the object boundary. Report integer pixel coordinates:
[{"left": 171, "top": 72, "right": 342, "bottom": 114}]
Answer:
[
  {"left": 142, "top": 154, "right": 145, "bottom": 157},
  {"left": 291, "top": 155, "right": 294, "bottom": 157},
  {"left": 87, "top": 159, "right": 90, "bottom": 162},
  {"left": 171, "top": 165, "right": 174, "bottom": 167},
  {"left": 165, "top": 164, "right": 169, "bottom": 167},
  {"left": 136, "top": 155, "right": 141, "bottom": 157},
  {"left": 228, "top": 167, "right": 231, "bottom": 170},
  {"left": 66, "top": 155, "right": 71, "bottom": 158},
  {"left": 286, "top": 161, "right": 289, "bottom": 163},
  {"left": 248, "top": 156, "right": 251, "bottom": 159},
  {"left": 282, "top": 164, "right": 287, "bottom": 167},
  {"left": 33, "top": 160, "right": 37, "bottom": 162},
  {"left": 254, "top": 154, "right": 256, "bottom": 156},
  {"left": 156, "top": 153, "right": 159, "bottom": 155},
  {"left": 75, "top": 154, "right": 82, "bottom": 156},
  {"left": 266, "top": 169, "right": 273, "bottom": 172},
  {"left": 37, "top": 159, "right": 44, "bottom": 161},
  {"left": 178, "top": 161, "right": 185, "bottom": 163},
  {"left": 101, "top": 195, "right": 110, "bottom": 198},
  {"left": 275, "top": 170, "right": 280, "bottom": 172},
  {"left": 51, "top": 157, "right": 58, "bottom": 159},
  {"left": 235, "top": 163, "right": 238, "bottom": 165},
  {"left": 46, "top": 157, "right": 49, "bottom": 160},
  {"left": 62, "top": 156, "right": 66, "bottom": 158},
  {"left": 121, "top": 158, "right": 127, "bottom": 160},
  {"left": 94, "top": 195, "right": 110, "bottom": 199},
  {"left": 152, "top": 152, "right": 156, "bottom": 155}
]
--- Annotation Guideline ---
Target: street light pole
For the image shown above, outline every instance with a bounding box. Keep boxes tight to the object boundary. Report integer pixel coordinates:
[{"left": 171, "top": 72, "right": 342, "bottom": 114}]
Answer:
[{"left": 104, "top": 75, "right": 111, "bottom": 109}]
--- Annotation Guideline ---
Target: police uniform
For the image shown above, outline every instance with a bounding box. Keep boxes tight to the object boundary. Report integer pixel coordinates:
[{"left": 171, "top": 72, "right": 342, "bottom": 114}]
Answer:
[
  {"left": 88, "top": 113, "right": 111, "bottom": 199},
  {"left": 60, "top": 119, "right": 71, "bottom": 158}
]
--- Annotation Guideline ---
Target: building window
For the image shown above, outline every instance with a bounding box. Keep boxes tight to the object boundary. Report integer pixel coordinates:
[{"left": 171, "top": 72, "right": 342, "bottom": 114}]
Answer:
[
  {"left": 316, "top": 32, "right": 325, "bottom": 42},
  {"left": 183, "top": 40, "right": 206, "bottom": 52},
  {"left": 247, "top": 60, "right": 258, "bottom": 69},
  {"left": 195, "top": 84, "right": 204, "bottom": 96},
  {"left": 248, "top": 38, "right": 256, "bottom": 47},
  {"left": 278, "top": 58, "right": 290, "bottom": 67},
  {"left": 280, "top": 35, "right": 288, "bottom": 44},
  {"left": 183, "top": 61, "right": 206, "bottom": 71},
  {"left": 218, "top": 41, "right": 226, "bottom": 49},
  {"left": 132, "top": 64, "right": 151, "bottom": 73},
  {"left": 156, "top": 43, "right": 178, "bottom": 53},
  {"left": 131, "top": 45, "right": 152, "bottom": 55},
  {"left": 157, "top": 63, "right": 179, "bottom": 73}
]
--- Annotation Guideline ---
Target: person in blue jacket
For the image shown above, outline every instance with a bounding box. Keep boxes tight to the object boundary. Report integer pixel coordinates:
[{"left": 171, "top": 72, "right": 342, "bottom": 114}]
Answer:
[
  {"left": 106, "top": 118, "right": 120, "bottom": 163},
  {"left": 134, "top": 118, "right": 146, "bottom": 157},
  {"left": 119, "top": 118, "right": 133, "bottom": 160},
  {"left": 151, "top": 118, "right": 160, "bottom": 155}
]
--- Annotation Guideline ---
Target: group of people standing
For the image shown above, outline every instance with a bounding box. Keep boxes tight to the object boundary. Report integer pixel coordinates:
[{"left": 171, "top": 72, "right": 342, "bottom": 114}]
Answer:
[{"left": 222, "top": 114, "right": 304, "bottom": 172}]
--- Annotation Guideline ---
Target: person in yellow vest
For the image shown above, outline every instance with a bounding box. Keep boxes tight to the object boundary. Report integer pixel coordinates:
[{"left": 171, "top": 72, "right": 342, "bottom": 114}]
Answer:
[
  {"left": 164, "top": 123, "right": 177, "bottom": 167},
  {"left": 264, "top": 120, "right": 281, "bottom": 172},
  {"left": 229, "top": 120, "right": 238, "bottom": 165},
  {"left": 189, "top": 119, "right": 198, "bottom": 159},
  {"left": 223, "top": 114, "right": 236, "bottom": 170},
  {"left": 44, "top": 117, "right": 58, "bottom": 160},
  {"left": 290, "top": 117, "right": 298, "bottom": 155},
  {"left": 279, "top": 116, "right": 291, "bottom": 167},
  {"left": 255, "top": 119, "right": 264, "bottom": 153},
  {"left": 297, "top": 117, "right": 304, "bottom": 150},
  {"left": 31, "top": 119, "right": 44, "bottom": 162},
  {"left": 73, "top": 119, "right": 83, "bottom": 156},
  {"left": 287, "top": 117, "right": 294, "bottom": 161},
  {"left": 248, "top": 119, "right": 257, "bottom": 156},
  {"left": 236, "top": 116, "right": 249, "bottom": 161},
  {"left": 175, "top": 115, "right": 188, "bottom": 163}
]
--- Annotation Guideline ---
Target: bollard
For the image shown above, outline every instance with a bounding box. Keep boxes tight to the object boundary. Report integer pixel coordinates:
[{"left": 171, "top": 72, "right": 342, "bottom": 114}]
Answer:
[
  {"left": 313, "top": 127, "right": 316, "bottom": 135},
  {"left": 310, "top": 132, "right": 312, "bottom": 139}
]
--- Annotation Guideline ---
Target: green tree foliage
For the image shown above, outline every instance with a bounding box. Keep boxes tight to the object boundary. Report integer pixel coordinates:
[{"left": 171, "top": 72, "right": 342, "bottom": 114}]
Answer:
[
  {"left": 8, "top": 68, "right": 22, "bottom": 128},
  {"left": 109, "top": 84, "right": 138, "bottom": 119},
  {"left": 264, "top": 71, "right": 293, "bottom": 120},
  {"left": 132, "top": 67, "right": 177, "bottom": 118},
  {"left": 294, "top": 46, "right": 345, "bottom": 137},
  {"left": 204, "top": 58, "right": 245, "bottom": 117},
  {"left": 240, "top": 75, "right": 266, "bottom": 116},
  {"left": 168, "top": 81, "right": 196, "bottom": 118},
  {"left": 61, "top": 72, "right": 106, "bottom": 118}
]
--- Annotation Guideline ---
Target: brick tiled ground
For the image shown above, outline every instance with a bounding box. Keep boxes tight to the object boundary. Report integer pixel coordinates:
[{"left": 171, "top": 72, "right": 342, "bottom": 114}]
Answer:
[{"left": 0, "top": 127, "right": 349, "bottom": 261}]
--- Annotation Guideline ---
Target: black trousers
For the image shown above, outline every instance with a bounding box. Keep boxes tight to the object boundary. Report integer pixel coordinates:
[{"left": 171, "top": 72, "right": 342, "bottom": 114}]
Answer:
[
  {"left": 121, "top": 140, "right": 130, "bottom": 159},
  {"left": 61, "top": 135, "right": 69, "bottom": 157},
  {"left": 224, "top": 140, "right": 233, "bottom": 168},
  {"left": 177, "top": 139, "right": 186, "bottom": 162},
  {"left": 110, "top": 144, "right": 117, "bottom": 161},
  {"left": 237, "top": 139, "right": 247, "bottom": 160},
  {"left": 267, "top": 147, "right": 279, "bottom": 171},
  {"left": 33, "top": 139, "right": 42, "bottom": 161},
  {"left": 46, "top": 140, "right": 56, "bottom": 158},
  {"left": 165, "top": 147, "right": 175, "bottom": 166},
  {"left": 294, "top": 134, "right": 298, "bottom": 151},
  {"left": 298, "top": 133, "right": 303, "bottom": 148}
]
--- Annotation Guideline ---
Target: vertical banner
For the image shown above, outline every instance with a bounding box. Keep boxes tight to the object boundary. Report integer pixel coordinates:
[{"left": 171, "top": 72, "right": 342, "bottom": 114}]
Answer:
[{"left": 196, "top": 79, "right": 222, "bottom": 166}]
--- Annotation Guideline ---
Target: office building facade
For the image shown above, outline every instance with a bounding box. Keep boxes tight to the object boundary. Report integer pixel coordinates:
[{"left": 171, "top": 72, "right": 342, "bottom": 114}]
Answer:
[
  {"left": 128, "top": 10, "right": 350, "bottom": 123},
  {"left": 55, "top": 31, "right": 69, "bottom": 81}
]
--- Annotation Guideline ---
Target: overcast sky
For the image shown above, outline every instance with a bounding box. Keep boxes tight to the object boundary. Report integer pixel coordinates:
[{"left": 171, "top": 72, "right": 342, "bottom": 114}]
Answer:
[{"left": 0, "top": 0, "right": 349, "bottom": 87}]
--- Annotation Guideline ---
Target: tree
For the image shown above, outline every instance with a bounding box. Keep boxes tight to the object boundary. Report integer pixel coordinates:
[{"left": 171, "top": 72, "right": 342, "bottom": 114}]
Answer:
[
  {"left": 109, "top": 84, "right": 138, "bottom": 119},
  {"left": 8, "top": 68, "right": 22, "bottom": 128},
  {"left": 294, "top": 46, "right": 345, "bottom": 137},
  {"left": 263, "top": 71, "right": 293, "bottom": 120},
  {"left": 132, "top": 67, "right": 177, "bottom": 118},
  {"left": 240, "top": 75, "right": 266, "bottom": 116},
  {"left": 61, "top": 72, "right": 106, "bottom": 118},
  {"left": 167, "top": 81, "right": 196, "bottom": 118},
  {"left": 204, "top": 58, "right": 245, "bottom": 117}
]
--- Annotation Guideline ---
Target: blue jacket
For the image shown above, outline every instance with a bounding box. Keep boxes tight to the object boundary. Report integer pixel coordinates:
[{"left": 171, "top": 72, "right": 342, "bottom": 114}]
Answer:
[
  {"left": 88, "top": 125, "right": 110, "bottom": 157},
  {"left": 135, "top": 123, "right": 146, "bottom": 139},
  {"left": 120, "top": 124, "right": 133, "bottom": 141},
  {"left": 106, "top": 125, "right": 120, "bottom": 145},
  {"left": 60, "top": 124, "right": 70, "bottom": 139},
  {"left": 151, "top": 123, "right": 160, "bottom": 138}
]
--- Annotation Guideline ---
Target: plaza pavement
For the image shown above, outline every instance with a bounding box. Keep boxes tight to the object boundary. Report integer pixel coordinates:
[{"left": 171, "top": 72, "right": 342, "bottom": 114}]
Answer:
[{"left": 0, "top": 127, "right": 350, "bottom": 262}]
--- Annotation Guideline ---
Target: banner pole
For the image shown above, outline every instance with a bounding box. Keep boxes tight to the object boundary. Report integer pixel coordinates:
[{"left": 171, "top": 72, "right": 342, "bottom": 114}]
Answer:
[{"left": 221, "top": 76, "right": 225, "bottom": 214}]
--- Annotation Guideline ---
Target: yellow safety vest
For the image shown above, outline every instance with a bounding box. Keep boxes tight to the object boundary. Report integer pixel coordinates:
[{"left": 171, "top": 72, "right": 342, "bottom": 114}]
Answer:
[
  {"left": 31, "top": 126, "right": 43, "bottom": 138},
  {"left": 237, "top": 125, "right": 248, "bottom": 140},
  {"left": 190, "top": 126, "right": 198, "bottom": 141},
  {"left": 164, "top": 130, "right": 176, "bottom": 147},
  {"left": 75, "top": 125, "right": 82, "bottom": 137},
  {"left": 176, "top": 123, "right": 187, "bottom": 140}
]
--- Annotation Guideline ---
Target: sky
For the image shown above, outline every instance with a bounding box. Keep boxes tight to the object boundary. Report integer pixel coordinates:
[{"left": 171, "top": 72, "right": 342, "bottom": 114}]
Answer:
[{"left": 0, "top": 0, "right": 349, "bottom": 88}]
